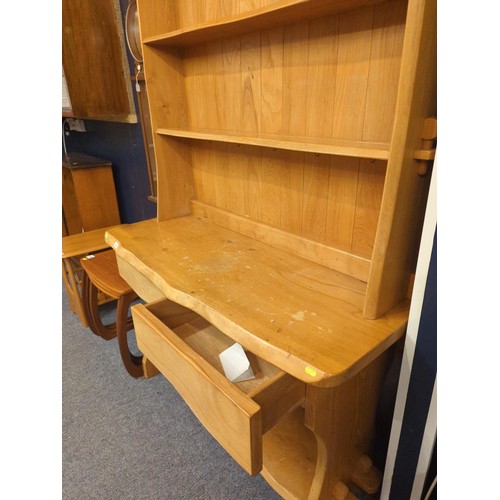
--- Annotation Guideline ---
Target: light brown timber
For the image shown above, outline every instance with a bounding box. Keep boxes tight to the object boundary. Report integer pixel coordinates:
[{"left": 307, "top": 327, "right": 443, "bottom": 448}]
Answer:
[
  {"left": 120, "top": 1, "right": 436, "bottom": 497},
  {"left": 105, "top": 217, "right": 408, "bottom": 387},
  {"left": 364, "top": 0, "right": 436, "bottom": 318}
]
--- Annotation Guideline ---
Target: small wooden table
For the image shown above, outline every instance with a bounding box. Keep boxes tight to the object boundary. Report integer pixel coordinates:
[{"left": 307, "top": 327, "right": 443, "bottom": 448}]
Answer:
[{"left": 62, "top": 226, "right": 118, "bottom": 326}]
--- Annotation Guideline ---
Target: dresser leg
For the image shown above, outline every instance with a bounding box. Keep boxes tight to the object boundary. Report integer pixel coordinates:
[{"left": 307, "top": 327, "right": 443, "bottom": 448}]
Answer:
[{"left": 304, "top": 350, "right": 392, "bottom": 499}]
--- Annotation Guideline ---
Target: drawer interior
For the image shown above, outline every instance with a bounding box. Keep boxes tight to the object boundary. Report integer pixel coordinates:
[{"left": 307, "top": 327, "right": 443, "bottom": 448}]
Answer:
[{"left": 170, "top": 316, "right": 283, "bottom": 396}]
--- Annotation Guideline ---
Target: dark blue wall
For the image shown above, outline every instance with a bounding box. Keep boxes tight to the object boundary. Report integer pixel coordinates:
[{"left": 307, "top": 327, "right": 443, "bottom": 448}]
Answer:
[
  {"left": 389, "top": 229, "right": 437, "bottom": 499},
  {"left": 63, "top": 0, "right": 156, "bottom": 224}
]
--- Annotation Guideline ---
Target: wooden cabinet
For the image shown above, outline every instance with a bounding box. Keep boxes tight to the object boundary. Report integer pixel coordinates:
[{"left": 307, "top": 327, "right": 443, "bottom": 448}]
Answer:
[
  {"left": 62, "top": 153, "right": 121, "bottom": 236},
  {"left": 62, "top": 0, "right": 137, "bottom": 123},
  {"left": 106, "top": 0, "right": 436, "bottom": 497}
]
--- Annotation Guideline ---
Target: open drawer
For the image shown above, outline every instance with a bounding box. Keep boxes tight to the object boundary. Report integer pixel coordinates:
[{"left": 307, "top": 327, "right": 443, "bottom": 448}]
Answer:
[{"left": 132, "top": 298, "right": 306, "bottom": 475}]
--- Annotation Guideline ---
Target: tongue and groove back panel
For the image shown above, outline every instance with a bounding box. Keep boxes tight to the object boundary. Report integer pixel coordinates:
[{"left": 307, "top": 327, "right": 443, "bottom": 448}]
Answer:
[{"left": 136, "top": 0, "right": 435, "bottom": 318}]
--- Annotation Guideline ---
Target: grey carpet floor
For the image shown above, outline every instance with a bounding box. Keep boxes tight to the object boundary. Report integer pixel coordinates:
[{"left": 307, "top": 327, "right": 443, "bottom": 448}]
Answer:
[{"left": 62, "top": 286, "right": 281, "bottom": 500}]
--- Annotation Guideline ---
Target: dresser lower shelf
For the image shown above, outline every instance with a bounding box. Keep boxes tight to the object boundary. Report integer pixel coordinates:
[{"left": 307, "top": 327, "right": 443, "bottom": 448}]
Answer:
[
  {"left": 261, "top": 345, "right": 390, "bottom": 500},
  {"left": 262, "top": 405, "right": 317, "bottom": 500}
]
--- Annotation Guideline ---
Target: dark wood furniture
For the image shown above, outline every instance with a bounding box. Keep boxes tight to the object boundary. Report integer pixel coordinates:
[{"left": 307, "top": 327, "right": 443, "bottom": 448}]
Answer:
[
  {"left": 81, "top": 250, "right": 145, "bottom": 379},
  {"left": 62, "top": 153, "right": 121, "bottom": 236},
  {"left": 62, "top": 0, "right": 137, "bottom": 122},
  {"left": 62, "top": 227, "right": 115, "bottom": 327}
]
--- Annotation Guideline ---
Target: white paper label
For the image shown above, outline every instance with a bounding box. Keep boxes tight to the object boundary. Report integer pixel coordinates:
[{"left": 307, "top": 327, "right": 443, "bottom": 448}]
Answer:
[{"left": 219, "top": 343, "right": 255, "bottom": 383}]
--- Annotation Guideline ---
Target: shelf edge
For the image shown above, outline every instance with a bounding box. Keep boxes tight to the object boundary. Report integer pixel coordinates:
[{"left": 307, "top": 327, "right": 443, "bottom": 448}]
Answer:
[
  {"left": 143, "top": 0, "right": 392, "bottom": 47},
  {"left": 157, "top": 128, "right": 390, "bottom": 160}
]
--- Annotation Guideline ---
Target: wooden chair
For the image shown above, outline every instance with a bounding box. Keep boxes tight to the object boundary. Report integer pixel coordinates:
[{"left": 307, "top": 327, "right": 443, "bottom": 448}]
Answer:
[{"left": 80, "top": 249, "right": 144, "bottom": 378}]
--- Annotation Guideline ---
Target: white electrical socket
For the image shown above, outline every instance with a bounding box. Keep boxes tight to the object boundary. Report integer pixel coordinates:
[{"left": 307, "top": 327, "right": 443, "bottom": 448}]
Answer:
[{"left": 67, "top": 118, "right": 86, "bottom": 132}]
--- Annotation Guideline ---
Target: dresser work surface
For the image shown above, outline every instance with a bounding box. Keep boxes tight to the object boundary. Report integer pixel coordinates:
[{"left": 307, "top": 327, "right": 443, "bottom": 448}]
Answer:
[{"left": 105, "top": 217, "right": 408, "bottom": 387}]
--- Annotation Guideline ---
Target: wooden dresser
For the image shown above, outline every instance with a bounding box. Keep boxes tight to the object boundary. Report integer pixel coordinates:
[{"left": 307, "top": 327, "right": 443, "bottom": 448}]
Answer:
[{"left": 105, "top": 0, "right": 436, "bottom": 498}]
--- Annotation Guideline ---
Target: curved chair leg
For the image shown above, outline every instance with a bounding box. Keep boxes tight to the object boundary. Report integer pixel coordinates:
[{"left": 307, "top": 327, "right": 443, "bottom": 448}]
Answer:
[
  {"left": 82, "top": 271, "right": 117, "bottom": 341},
  {"left": 116, "top": 291, "right": 144, "bottom": 378}
]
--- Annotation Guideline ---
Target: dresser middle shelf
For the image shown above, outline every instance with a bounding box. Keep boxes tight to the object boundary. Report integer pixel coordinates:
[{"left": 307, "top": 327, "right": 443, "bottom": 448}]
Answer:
[
  {"left": 105, "top": 216, "right": 408, "bottom": 388},
  {"left": 156, "top": 127, "right": 391, "bottom": 160}
]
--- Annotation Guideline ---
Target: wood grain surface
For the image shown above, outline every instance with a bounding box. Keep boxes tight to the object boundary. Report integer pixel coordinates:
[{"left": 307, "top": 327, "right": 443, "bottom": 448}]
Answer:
[{"left": 106, "top": 218, "right": 408, "bottom": 387}]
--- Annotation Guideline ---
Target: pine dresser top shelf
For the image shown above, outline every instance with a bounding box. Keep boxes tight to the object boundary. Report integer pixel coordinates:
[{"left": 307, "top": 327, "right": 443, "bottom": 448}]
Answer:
[{"left": 105, "top": 217, "right": 409, "bottom": 387}]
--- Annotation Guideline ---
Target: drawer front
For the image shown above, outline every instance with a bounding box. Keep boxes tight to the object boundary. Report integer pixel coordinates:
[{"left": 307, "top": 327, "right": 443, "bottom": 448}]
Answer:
[{"left": 132, "top": 302, "right": 263, "bottom": 475}]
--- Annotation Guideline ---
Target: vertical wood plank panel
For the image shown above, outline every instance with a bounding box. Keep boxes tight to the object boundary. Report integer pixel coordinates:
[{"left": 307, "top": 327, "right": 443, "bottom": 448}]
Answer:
[
  {"left": 184, "top": 45, "right": 218, "bottom": 129},
  {"left": 181, "top": 49, "right": 197, "bottom": 127},
  {"left": 260, "top": 148, "right": 284, "bottom": 227},
  {"left": 206, "top": 40, "right": 227, "bottom": 128},
  {"left": 213, "top": 142, "right": 230, "bottom": 210},
  {"left": 352, "top": 159, "right": 386, "bottom": 258},
  {"left": 223, "top": 36, "right": 242, "bottom": 131},
  {"left": 362, "top": 0, "right": 406, "bottom": 142},
  {"left": 241, "top": 0, "right": 263, "bottom": 12},
  {"left": 218, "top": 0, "right": 240, "bottom": 17},
  {"left": 283, "top": 22, "right": 309, "bottom": 136},
  {"left": 325, "top": 156, "right": 360, "bottom": 252},
  {"left": 177, "top": 2, "right": 206, "bottom": 27},
  {"left": 241, "top": 32, "right": 262, "bottom": 133},
  {"left": 243, "top": 145, "right": 262, "bottom": 220},
  {"left": 191, "top": 143, "right": 217, "bottom": 207},
  {"left": 141, "top": 45, "right": 191, "bottom": 221},
  {"left": 227, "top": 144, "right": 247, "bottom": 215},
  {"left": 261, "top": 28, "right": 283, "bottom": 227},
  {"left": 158, "top": 1, "right": 398, "bottom": 261},
  {"left": 332, "top": 8, "right": 374, "bottom": 140},
  {"left": 136, "top": 0, "right": 178, "bottom": 38},
  {"left": 261, "top": 27, "right": 284, "bottom": 134},
  {"left": 142, "top": 47, "right": 188, "bottom": 130},
  {"left": 281, "top": 23, "right": 308, "bottom": 234},
  {"left": 301, "top": 153, "right": 330, "bottom": 242},
  {"left": 155, "top": 137, "right": 194, "bottom": 220},
  {"left": 281, "top": 151, "right": 304, "bottom": 235},
  {"left": 191, "top": 142, "right": 206, "bottom": 202},
  {"left": 206, "top": 1, "right": 221, "bottom": 22},
  {"left": 305, "top": 16, "right": 339, "bottom": 138}
]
